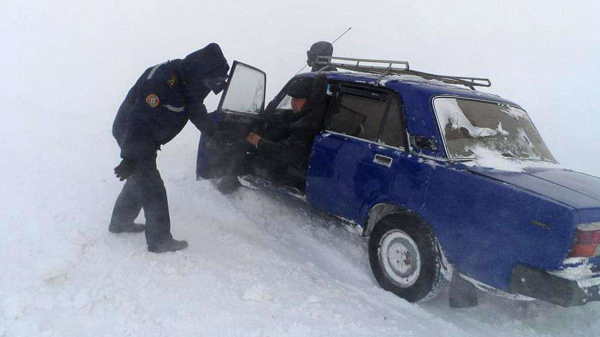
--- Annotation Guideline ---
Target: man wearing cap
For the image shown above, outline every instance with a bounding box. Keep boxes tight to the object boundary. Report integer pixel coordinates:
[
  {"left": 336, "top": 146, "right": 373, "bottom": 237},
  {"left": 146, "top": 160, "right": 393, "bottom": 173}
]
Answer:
[
  {"left": 245, "top": 75, "right": 329, "bottom": 187},
  {"left": 110, "top": 43, "right": 229, "bottom": 253},
  {"left": 262, "top": 42, "right": 335, "bottom": 115}
]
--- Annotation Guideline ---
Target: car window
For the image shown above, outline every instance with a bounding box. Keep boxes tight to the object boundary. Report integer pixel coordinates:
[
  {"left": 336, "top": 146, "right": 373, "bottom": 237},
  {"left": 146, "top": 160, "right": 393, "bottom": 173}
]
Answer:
[
  {"left": 219, "top": 62, "right": 265, "bottom": 115},
  {"left": 276, "top": 95, "right": 292, "bottom": 110},
  {"left": 434, "top": 97, "right": 555, "bottom": 161},
  {"left": 380, "top": 97, "right": 408, "bottom": 148},
  {"left": 328, "top": 93, "right": 387, "bottom": 141}
]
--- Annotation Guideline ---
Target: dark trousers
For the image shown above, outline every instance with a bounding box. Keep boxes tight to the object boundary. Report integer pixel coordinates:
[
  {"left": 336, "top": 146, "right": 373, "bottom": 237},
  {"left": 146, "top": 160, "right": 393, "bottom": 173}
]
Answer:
[{"left": 110, "top": 155, "right": 173, "bottom": 245}]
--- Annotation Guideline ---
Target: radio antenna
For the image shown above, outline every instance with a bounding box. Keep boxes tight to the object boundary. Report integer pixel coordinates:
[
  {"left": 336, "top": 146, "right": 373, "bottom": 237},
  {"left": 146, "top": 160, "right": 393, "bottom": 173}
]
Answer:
[{"left": 331, "top": 27, "right": 352, "bottom": 44}]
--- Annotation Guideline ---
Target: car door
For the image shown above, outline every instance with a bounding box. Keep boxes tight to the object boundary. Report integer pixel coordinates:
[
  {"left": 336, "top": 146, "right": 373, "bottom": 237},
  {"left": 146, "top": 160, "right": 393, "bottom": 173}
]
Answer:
[
  {"left": 196, "top": 61, "right": 266, "bottom": 179},
  {"left": 306, "top": 85, "right": 409, "bottom": 223}
]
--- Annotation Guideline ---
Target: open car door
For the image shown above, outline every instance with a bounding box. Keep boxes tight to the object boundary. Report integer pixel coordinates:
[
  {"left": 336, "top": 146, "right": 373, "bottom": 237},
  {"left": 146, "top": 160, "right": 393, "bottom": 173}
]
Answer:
[{"left": 196, "top": 61, "right": 266, "bottom": 179}]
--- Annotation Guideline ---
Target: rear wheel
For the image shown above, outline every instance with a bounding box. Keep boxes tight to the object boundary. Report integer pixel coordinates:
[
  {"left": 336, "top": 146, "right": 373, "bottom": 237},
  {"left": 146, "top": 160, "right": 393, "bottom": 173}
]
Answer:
[{"left": 368, "top": 214, "right": 446, "bottom": 302}]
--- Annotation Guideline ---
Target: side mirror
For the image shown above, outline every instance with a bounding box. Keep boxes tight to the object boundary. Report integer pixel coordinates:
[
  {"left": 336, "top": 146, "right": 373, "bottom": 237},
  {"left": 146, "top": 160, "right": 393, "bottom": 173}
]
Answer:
[{"left": 412, "top": 136, "right": 439, "bottom": 151}]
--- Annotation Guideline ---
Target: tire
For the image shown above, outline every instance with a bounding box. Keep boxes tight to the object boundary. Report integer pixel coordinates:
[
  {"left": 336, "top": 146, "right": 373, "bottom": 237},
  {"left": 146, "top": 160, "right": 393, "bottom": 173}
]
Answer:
[{"left": 368, "top": 213, "right": 446, "bottom": 302}]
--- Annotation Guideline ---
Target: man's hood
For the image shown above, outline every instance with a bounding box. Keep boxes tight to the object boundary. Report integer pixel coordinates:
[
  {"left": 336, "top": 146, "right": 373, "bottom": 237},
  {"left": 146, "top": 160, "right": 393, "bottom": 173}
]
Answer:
[
  {"left": 468, "top": 166, "right": 600, "bottom": 210},
  {"left": 182, "top": 43, "right": 229, "bottom": 98}
]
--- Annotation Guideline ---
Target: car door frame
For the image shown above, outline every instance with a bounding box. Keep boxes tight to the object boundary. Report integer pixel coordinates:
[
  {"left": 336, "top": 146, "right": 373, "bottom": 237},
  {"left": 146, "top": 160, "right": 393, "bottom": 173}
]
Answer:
[
  {"left": 306, "top": 83, "right": 412, "bottom": 224},
  {"left": 196, "top": 60, "right": 267, "bottom": 179},
  {"left": 217, "top": 60, "right": 267, "bottom": 119}
]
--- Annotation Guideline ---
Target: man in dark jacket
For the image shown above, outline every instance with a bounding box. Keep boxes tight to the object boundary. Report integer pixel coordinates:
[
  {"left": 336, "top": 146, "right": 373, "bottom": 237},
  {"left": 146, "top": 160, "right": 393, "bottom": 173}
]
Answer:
[
  {"left": 110, "top": 43, "right": 229, "bottom": 253},
  {"left": 306, "top": 41, "right": 335, "bottom": 72},
  {"left": 245, "top": 75, "right": 329, "bottom": 187}
]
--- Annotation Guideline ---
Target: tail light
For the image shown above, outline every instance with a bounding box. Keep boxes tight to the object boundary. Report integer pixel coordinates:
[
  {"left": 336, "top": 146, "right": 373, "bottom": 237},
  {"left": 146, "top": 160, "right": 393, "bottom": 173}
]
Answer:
[{"left": 568, "top": 222, "right": 600, "bottom": 258}]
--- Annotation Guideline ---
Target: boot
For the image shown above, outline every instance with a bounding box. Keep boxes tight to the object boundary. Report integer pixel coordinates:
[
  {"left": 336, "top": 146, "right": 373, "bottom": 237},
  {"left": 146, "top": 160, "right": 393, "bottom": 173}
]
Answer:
[
  {"left": 217, "top": 176, "right": 241, "bottom": 195},
  {"left": 109, "top": 223, "right": 146, "bottom": 233},
  {"left": 148, "top": 239, "right": 189, "bottom": 253}
]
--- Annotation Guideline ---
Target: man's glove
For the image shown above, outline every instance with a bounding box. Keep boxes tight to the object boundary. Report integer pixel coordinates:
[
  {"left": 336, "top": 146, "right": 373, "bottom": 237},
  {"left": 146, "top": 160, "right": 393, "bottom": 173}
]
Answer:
[
  {"left": 114, "top": 158, "right": 137, "bottom": 181},
  {"left": 200, "top": 110, "right": 221, "bottom": 137}
]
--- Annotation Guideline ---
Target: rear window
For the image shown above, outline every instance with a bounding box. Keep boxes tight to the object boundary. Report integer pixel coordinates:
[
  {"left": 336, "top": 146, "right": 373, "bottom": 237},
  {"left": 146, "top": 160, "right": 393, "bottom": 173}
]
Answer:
[
  {"left": 328, "top": 94, "right": 387, "bottom": 141},
  {"left": 433, "top": 97, "right": 555, "bottom": 161}
]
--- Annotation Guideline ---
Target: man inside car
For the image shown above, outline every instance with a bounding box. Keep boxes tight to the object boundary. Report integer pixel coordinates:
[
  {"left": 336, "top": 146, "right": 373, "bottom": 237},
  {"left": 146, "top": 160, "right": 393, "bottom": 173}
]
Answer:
[{"left": 244, "top": 74, "right": 330, "bottom": 190}]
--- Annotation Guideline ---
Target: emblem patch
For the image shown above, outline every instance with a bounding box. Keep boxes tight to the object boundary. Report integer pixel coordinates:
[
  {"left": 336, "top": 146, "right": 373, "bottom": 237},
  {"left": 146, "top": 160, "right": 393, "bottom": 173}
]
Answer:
[{"left": 145, "top": 94, "right": 160, "bottom": 108}]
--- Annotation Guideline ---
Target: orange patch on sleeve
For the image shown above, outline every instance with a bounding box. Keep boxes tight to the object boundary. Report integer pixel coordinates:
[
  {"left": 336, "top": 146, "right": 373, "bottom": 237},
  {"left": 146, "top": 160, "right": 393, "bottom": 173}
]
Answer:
[{"left": 145, "top": 94, "right": 160, "bottom": 108}]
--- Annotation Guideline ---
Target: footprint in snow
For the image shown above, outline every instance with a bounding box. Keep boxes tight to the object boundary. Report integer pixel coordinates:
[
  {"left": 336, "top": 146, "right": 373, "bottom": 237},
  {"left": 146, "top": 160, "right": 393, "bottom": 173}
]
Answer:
[
  {"left": 242, "top": 285, "right": 274, "bottom": 302},
  {"left": 306, "top": 295, "right": 321, "bottom": 304}
]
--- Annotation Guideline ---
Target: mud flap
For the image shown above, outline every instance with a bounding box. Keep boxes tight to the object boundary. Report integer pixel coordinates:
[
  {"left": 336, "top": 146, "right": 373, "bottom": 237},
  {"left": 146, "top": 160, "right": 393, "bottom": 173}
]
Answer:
[{"left": 449, "top": 271, "right": 478, "bottom": 308}]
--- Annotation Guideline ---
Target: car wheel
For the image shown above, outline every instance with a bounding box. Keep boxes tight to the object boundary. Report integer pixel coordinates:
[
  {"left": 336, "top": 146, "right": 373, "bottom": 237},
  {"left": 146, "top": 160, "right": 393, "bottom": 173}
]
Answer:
[{"left": 368, "top": 213, "right": 447, "bottom": 302}]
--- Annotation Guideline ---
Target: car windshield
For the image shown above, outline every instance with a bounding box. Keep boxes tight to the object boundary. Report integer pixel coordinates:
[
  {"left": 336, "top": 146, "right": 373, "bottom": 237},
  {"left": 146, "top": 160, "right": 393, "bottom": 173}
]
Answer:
[{"left": 433, "top": 97, "right": 556, "bottom": 162}]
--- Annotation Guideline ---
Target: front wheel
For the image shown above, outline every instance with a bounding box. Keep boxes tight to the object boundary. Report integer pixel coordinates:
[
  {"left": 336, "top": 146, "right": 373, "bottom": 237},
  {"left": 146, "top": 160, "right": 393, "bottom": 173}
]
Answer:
[{"left": 368, "top": 214, "right": 447, "bottom": 302}]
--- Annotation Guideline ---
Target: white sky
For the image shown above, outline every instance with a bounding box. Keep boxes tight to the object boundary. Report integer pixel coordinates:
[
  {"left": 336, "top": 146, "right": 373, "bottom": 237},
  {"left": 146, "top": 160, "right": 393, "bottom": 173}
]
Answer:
[{"left": 1, "top": 0, "right": 599, "bottom": 176}]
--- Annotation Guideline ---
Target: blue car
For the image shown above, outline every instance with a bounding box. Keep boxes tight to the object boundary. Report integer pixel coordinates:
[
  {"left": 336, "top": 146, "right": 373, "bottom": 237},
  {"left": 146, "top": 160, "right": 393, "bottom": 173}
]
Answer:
[{"left": 198, "top": 58, "right": 600, "bottom": 307}]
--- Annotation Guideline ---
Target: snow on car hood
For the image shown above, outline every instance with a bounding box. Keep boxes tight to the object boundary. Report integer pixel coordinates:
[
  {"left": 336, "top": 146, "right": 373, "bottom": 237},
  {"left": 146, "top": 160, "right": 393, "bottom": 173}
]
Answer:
[{"left": 468, "top": 166, "right": 600, "bottom": 210}]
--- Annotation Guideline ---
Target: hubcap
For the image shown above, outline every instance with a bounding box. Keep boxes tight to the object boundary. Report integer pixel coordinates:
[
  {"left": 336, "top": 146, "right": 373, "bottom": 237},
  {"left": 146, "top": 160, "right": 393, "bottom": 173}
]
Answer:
[{"left": 378, "top": 229, "right": 421, "bottom": 288}]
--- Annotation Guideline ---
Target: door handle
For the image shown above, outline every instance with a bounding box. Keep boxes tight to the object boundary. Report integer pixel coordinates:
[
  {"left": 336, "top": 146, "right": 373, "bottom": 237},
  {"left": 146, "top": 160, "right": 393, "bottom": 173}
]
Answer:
[{"left": 373, "top": 154, "right": 393, "bottom": 167}]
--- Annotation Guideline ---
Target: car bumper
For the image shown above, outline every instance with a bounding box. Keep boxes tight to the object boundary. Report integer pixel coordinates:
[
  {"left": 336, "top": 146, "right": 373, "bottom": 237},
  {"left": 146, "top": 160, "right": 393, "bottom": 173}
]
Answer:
[{"left": 509, "top": 263, "right": 600, "bottom": 307}]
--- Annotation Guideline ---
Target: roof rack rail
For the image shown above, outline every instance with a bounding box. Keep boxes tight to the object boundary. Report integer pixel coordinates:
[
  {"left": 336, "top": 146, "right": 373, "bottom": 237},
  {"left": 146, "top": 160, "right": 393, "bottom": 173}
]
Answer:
[{"left": 315, "top": 56, "right": 491, "bottom": 89}]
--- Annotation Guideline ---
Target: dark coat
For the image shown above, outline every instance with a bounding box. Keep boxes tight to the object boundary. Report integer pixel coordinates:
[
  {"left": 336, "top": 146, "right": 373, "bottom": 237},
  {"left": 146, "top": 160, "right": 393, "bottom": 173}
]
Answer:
[
  {"left": 113, "top": 44, "right": 228, "bottom": 159},
  {"left": 256, "top": 75, "right": 329, "bottom": 169}
]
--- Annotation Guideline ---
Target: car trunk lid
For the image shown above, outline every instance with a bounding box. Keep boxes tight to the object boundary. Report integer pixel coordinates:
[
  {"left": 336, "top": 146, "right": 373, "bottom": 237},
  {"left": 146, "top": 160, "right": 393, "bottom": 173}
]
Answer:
[{"left": 466, "top": 166, "right": 600, "bottom": 210}]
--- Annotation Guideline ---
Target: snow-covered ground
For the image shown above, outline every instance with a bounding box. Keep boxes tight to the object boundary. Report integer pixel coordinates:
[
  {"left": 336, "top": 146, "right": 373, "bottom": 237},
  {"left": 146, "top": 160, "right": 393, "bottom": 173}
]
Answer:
[
  {"left": 3, "top": 1, "right": 600, "bottom": 336},
  {"left": 2, "top": 111, "right": 600, "bottom": 336}
]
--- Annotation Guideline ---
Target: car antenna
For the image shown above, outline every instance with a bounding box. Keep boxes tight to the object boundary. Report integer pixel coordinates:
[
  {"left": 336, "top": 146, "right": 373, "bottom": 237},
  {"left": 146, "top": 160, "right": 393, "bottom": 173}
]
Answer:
[
  {"left": 294, "top": 27, "right": 352, "bottom": 75},
  {"left": 331, "top": 26, "right": 352, "bottom": 44}
]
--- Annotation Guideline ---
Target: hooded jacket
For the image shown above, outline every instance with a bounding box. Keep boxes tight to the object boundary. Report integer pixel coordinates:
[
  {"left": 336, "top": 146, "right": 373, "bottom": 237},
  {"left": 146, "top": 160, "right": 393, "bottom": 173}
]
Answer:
[{"left": 113, "top": 43, "right": 229, "bottom": 159}]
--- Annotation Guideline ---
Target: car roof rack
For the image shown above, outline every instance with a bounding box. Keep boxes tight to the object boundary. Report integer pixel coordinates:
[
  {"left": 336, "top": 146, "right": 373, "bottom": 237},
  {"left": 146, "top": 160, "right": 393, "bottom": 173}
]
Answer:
[{"left": 315, "top": 56, "right": 491, "bottom": 89}]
